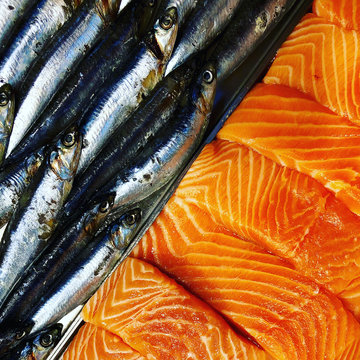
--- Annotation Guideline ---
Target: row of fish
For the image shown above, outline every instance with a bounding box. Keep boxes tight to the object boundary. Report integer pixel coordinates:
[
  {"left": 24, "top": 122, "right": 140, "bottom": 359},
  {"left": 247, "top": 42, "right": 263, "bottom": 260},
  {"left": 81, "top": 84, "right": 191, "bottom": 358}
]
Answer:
[{"left": 0, "top": 0, "right": 296, "bottom": 358}]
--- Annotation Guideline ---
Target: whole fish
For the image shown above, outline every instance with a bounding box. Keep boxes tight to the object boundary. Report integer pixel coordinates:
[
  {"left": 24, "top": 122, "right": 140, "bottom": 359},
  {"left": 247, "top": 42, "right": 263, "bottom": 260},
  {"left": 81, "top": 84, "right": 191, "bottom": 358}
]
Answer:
[
  {"left": 64, "top": 60, "right": 196, "bottom": 216},
  {"left": 6, "top": 0, "right": 159, "bottom": 165},
  {"left": 211, "top": 0, "right": 296, "bottom": 81},
  {"left": 0, "top": 61, "right": 216, "bottom": 351},
  {"left": 6, "top": 0, "right": 122, "bottom": 157},
  {"left": 3, "top": 324, "right": 62, "bottom": 360},
  {"left": 0, "top": 0, "right": 37, "bottom": 53},
  {"left": 165, "top": 0, "right": 243, "bottom": 75},
  {"left": 76, "top": 5, "right": 179, "bottom": 174},
  {"left": 0, "top": 150, "right": 45, "bottom": 229},
  {"left": 0, "top": 0, "right": 85, "bottom": 90},
  {"left": 0, "top": 127, "right": 82, "bottom": 309},
  {"left": 0, "top": 84, "right": 15, "bottom": 165}
]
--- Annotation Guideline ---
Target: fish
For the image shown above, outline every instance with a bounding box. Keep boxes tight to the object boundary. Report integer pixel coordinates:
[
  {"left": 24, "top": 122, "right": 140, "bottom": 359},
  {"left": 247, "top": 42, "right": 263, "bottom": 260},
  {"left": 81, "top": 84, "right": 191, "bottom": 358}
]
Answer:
[
  {"left": 6, "top": 0, "right": 122, "bottom": 157},
  {"left": 2, "top": 324, "right": 62, "bottom": 360},
  {"left": 132, "top": 193, "right": 360, "bottom": 360},
  {"left": 0, "top": 84, "right": 15, "bottom": 165},
  {"left": 172, "top": 139, "right": 360, "bottom": 321},
  {"left": 6, "top": 0, "right": 159, "bottom": 165},
  {"left": 64, "top": 60, "right": 196, "bottom": 216},
  {"left": 313, "top": 0, "right": 360, "bottom": 31},
  {"left": 0, "top": 0, "right": 37, "bottom": 54},
  {"left": 75, "top": 5, "right": 179, "bottom": 174},
  {"left": 63, "top": 323, "right": 145, "bottom": 360},
  {"left": 0, "top": 0, "right": 85, "bottom": 90},
  {"left": 263, "top": 13, "right": 360, "bottom": 127},
  {"left": 83, "top": 257, "right": 270, "bottom": 360},
  {"left": 0, "top": 150, "right": 45, "bottom": 229},
  {"left": 0, "top": 127, "right": 82, "bottom": 310},
  {"left": 217, "top": 83, "right": 360, "bottom": 216},
  {"left": 210, "top": 0, "right": 296, "bottom": 81},
  {"left": 164, "top": 0, "right": 243, "bottom": 76}
]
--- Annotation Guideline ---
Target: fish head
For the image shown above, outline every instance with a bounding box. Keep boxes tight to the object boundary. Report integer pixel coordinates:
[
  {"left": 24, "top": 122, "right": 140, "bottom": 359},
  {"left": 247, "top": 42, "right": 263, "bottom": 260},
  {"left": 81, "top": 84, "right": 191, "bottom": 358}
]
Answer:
[
  {"left": 193, "top": 62, "right": 217, "bottom": 115},
  {"left": 0, "top": 84, "right": 15, "bottom": 157},
  {"left": 6, "top": 324, "right": 62, "bottom": 360},
  {"left": 149, "top": 7, "right": 178, "bottom": 61},
  {"left": 135, "top": 0, "right": 159, "bottom": 38},
  {"left": 49, "top": 127, "right": 82, "bottom": 182},
  {"left": 109, "top": 208, "right": 142, "bottom": 249},
  {"left": 84, "top": 193, "right": 116, "bottom": 235},
  {"left": 0, "top": 322, "right": 34, "bottom": 356}
]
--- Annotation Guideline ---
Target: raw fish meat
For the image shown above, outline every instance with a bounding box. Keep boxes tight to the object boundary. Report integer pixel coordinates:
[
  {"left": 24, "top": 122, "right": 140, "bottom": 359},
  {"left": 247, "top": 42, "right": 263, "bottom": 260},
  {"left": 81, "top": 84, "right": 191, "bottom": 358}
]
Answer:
[{"left": 218, "top": 83, "right": 360, "bottom": 215}]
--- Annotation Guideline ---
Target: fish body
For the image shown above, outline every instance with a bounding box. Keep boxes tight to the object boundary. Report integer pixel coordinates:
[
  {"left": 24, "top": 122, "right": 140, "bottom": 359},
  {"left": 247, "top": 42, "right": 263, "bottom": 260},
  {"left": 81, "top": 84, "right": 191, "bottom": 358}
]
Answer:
[
  {"left": 211, "top": 0, "right": 296, "bottom": 81},
  {"left": 6, "top": 0, "right": 159, "bottom": 165},
  {"left": 0, "top": 0, "right": 85, "bottom": 90},
  {"left": 6, "top": 0, "right": 122, "bottom": 157},
  {"left": 76, "top": 6, "right": 179, "bottom": 173},
  {"left": 165, "top": 0, "right": 243, "bottom": 75},
  {"left": 0, "top": 0, "right": 37, "bottom": 53},
  {"left": 3, "top": 324, "right": 62, "bottom": 360},
  {"left": 64, "top": 61, "right": 196, "bottom": 216},
  {"left": 0, "top": 128, "right": 82, "bottom": 310},
  {"left": 0, "top": 84, "right": 15, "bottom": 165}
]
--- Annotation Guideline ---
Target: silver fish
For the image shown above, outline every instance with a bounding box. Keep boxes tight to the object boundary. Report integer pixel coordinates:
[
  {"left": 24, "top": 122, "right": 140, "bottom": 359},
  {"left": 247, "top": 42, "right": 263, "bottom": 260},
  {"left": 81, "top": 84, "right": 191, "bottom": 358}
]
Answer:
[
  {"left": 0, "top": 0, "right": 85, "bottom": 90},
  {"left": 0, "top": 128, "right": 82, "bottom": 309},
  {"left": 165, "top": 0, "right": 243, "bottom": 75},
  {"left": 76, "top": 6, "right": 179, "bottom": 173},
  {"left": 0, "top": 0, "right": 37, "bottom": 53},
  {"left": 0, "top": 84, "right": 15, "bottom": 165},
  {"left": 6, "top": 0, "right": 122, "bottom": 157}
]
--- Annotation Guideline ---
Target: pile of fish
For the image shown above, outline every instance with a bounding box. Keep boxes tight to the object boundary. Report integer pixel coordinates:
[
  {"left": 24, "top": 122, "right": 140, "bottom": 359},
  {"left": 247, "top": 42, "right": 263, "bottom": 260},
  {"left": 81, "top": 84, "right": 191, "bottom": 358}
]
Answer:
[{"left": 0, "top": 0, "right": 295, "bottom": 358}]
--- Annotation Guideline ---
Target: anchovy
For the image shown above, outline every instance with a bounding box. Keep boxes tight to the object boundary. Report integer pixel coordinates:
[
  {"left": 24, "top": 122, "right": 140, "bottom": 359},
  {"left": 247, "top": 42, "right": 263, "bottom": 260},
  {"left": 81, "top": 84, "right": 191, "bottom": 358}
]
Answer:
[
  {"left": 6, "top": 0, "right": 159, "bottom": 165},
  {"left": 0, "top": 128, "right": 82, "bottom": 309},
  {"left": 0, "top": 62, "right": 216, "bottom": 350},
  {"left": 0, "top": 151, "right": 45, "bottom": 229},
  {"left": 3, "top": 324, "right": 62, "bottom": 360},
  {"left": 165, "top": 0, "right": 243, "bottom": 75},
  {"left": 0, "top": 0, "right": 85, "bottom": 90},
  {"left": 6, "top": 0, "right": 122, "bottom": 157},
  {"left": 76, "top": 6, "right": 179, "bottom": 174},
  {"left": 64, "top": 61, "right": 196, "bottom": 216},
  {"left": 0, "top": 84, "right": 15, "bottom": 165},
  {"left": 0, "top": 0, "right": 37, "bottom": 53},
  {"left": 211, "top": 0, "right": 296, "bottom": 81}
]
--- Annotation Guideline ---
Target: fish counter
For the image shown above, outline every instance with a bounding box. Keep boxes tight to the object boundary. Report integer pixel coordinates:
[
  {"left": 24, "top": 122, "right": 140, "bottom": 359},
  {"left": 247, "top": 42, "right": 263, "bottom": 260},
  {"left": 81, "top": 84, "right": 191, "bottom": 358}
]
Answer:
[{"left": 1, "top": 0, "right": 359, "bottom": 359}]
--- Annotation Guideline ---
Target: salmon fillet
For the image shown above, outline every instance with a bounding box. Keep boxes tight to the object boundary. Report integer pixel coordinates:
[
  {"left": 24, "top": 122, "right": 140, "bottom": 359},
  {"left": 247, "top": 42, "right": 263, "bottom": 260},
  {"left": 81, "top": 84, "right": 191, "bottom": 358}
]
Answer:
[
  {"left": 172, "top": 139, "right": 360, "bottom": 319},
  {"left": 83, "top": 257, "right": 269, "bottom": 360},
  {"left": 264, "top": 14, "right": 360, "bottom": 125},
  {"left": 132, "top": 195, "right": 360, "bottom": 360},
  {"left": 63, "top": 323, "right": 144, "bottom": 360},
  {"left": 217, "top": 83, "right": 360, "bottom": 215},
  {"left": 313, "top": 0, "right": 360, "bottom": 31}
]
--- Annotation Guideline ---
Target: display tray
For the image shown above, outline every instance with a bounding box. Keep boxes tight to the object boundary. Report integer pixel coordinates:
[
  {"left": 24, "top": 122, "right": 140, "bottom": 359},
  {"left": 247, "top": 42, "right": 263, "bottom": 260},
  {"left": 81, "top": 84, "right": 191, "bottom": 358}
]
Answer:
[{"left": 49, "top": 0, "right": 314, "bottom": 358}]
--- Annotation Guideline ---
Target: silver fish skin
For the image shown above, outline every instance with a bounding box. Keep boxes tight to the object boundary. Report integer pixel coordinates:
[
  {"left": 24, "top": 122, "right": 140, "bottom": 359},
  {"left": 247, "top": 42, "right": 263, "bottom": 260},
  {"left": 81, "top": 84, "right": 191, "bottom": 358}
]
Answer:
[
  {"left": 0, "top": 0, "right": 38, "bottom": 53},
  {"left": 6, "top": 0, "right": 159, "bottom": 165},
  {"left": 0, "top": 150, "right": 45, "bottom": 229},
  {"left": 213, "top": 0, "right": 296, "bottom": 81},
  {"left": 0, "top": 128, "right": 82, "bottom": 309},
  {"left": 0, "top": 84, "right": 15, "bottom": 165},
  {"left": 6, "top": 0, "right": 122, "bottom": 157},
  {"left": 76, "top": 6, "right": 179, "bottom": 173},
  {"left": 0, "top": 0, "right": 85, "bottom": 90},
  {"left": 165, "top": 0, "right": 243, "bottom": 75},
  {"left": 3, "top": 324, "right": 62, "bottom": 360}
]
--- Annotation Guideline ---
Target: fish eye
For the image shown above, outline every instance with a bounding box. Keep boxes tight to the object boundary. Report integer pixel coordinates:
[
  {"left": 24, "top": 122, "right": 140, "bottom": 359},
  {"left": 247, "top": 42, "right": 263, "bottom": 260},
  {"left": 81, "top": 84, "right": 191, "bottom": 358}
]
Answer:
[
  {"left": 148, "top": 0, "right": 155, "bottom": 6},
  {"left": 203, "top": 70, "right": 214, "bottom": 84},
  {"left": 0, "top": 91, "right": 9, "bottom": 106},
  {"left": 124, "top": 211, "right": 139, "bottom": 227},
  {"left": 15, "top": 330, "right": 26, "bottom": 340},
  {"left": 62, "top": 132, "right": 76, "bottom": 147},
  {"left": 40, "top": 333, "right": 53, "bottom": 347},
  {"left": 99, "top": 201, "right": 110, "bottom": 213},
  {"left": 160, "top": 14, "right": 173, "bottom": 30}
]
